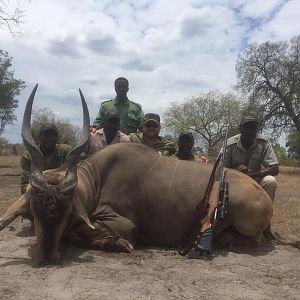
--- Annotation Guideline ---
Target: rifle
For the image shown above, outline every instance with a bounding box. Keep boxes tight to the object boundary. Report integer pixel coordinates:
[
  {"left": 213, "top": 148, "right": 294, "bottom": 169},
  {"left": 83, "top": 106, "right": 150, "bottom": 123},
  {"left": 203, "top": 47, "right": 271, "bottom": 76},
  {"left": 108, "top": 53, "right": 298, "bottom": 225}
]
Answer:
[{"left": 178, "top": 128, "right": 229, "bottom": 258}]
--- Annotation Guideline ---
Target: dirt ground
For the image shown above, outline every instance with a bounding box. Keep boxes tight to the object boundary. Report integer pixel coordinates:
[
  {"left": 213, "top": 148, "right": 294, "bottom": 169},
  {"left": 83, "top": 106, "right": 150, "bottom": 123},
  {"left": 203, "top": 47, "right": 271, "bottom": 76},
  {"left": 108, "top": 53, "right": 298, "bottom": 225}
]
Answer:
[{"left": 0, "top": 156, "right": 299, "bottom": 300}]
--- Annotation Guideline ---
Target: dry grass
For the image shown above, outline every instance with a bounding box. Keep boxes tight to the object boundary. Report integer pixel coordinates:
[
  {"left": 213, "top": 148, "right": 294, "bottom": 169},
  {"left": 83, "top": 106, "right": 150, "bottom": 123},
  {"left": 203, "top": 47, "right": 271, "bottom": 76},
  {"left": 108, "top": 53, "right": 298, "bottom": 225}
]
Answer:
[
  {"left": 272, "top": 166, "right": 300, "bottom": 239},
  {"left": 0, "top": 156, "right": 299, "bottom": 239}
]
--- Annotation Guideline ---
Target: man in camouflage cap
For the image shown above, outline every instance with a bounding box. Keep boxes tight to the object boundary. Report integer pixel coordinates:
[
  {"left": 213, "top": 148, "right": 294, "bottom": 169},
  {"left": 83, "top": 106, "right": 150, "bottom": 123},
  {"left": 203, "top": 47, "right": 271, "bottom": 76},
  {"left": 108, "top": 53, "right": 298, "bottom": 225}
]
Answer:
[
  {"left": 129, "top": 113, "right": 176, "bottom": 156},
  {"left": 20, "top": 123, "right": 71, "bottom": 194},
  {"left": 88, "top": 111, "right": 130, "bottom": 155},
  {"left": 221, "top": 116, "right": 279, "bottom": 202},
  {"left": 92, "top": 77, "right": 144, "bottom": 134}
]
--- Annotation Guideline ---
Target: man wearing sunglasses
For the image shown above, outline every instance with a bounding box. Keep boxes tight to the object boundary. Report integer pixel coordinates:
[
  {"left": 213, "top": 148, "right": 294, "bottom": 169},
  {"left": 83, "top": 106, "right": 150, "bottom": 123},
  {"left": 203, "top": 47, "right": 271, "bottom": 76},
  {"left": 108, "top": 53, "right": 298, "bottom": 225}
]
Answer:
[
  {"left": 129, "top": 113, "right": 176, "bottom": 156},
  {"left": 88, "top": 111, "right": 130, "bottom": 155}
]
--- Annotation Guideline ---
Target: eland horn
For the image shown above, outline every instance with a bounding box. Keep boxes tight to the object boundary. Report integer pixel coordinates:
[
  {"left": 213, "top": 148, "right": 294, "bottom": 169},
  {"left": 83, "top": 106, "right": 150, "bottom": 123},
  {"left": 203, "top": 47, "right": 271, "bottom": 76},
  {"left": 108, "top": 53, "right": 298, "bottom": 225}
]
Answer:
[{"left": 59, "top": 89, "right": 90, "bottom": 193}]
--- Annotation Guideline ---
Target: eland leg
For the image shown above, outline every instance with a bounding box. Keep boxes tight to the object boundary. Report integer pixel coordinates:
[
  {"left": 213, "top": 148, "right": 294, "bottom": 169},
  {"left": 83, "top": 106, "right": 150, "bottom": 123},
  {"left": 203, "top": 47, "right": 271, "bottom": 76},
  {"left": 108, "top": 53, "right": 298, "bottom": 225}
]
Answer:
[{"left": 0, "top": 194, "right": 31, "bottom": 231}]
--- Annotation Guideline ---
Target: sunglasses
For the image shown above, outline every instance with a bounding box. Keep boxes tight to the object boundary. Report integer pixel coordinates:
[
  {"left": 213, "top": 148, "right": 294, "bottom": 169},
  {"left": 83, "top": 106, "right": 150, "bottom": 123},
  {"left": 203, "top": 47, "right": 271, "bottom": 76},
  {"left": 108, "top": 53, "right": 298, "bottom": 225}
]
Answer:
[{"left": 144, "top": 122, "right": 159, "bottom": 129}]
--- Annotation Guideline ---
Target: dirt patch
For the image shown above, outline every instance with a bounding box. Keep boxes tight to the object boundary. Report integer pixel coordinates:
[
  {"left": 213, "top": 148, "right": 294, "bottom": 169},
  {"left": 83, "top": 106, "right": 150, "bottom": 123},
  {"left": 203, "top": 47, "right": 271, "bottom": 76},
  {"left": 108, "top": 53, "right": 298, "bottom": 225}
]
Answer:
[{"left": 0, "top": 156, "right": 299, "bottom": 299}]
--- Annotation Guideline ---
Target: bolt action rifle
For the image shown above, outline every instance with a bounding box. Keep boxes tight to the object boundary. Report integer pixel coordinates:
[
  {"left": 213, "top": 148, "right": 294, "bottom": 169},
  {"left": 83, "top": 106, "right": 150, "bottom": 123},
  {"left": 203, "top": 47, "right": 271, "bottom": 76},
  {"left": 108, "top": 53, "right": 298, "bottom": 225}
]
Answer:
[{"left": 178, "top": 128, "right": 229, "bottom": 258}]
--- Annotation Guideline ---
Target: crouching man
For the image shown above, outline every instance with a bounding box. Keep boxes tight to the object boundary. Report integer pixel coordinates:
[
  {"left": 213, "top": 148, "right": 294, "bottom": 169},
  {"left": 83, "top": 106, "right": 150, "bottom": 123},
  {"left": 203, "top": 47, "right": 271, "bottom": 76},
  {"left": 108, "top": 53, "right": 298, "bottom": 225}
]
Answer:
[{"left": 222, "top": 116, "right": 279, "bottom": 202}]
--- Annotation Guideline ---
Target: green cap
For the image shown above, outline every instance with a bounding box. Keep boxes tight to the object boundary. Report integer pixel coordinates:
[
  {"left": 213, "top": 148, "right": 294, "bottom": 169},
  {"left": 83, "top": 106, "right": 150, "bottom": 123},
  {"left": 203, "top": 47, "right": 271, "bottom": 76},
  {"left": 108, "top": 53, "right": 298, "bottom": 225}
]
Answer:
[{"left": 143, "top": 113, "right": 160, "bottom": 125}]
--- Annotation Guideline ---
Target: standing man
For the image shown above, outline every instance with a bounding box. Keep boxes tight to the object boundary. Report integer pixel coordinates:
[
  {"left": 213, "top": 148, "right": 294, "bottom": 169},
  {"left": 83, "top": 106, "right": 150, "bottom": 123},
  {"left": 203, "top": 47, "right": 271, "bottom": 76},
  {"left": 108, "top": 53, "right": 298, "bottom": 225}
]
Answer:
[
  {"left": 222, "top": 116, "right": 279, "bottom": 202},
  {"left": 88, "top": 111, "right": 130, "bottom": 155},
  {"left": 129, "top": 113, "right": 176, "bottom": 156},
  {"left": 93, "top": 77, "right": 144, "bottom": 134},
  {"left": 173, "top": 132, "right": 199, "bottom": 161},
  {"left": 20, "top": 123, "right": 71, "bottom": 194}
]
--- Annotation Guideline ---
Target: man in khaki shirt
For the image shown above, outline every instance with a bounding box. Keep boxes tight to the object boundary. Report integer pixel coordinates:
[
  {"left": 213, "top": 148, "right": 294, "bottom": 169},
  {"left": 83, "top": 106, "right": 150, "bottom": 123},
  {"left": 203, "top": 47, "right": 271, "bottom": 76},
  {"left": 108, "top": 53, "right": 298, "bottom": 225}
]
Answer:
[
  {"left": 173, "top": 132, "right": 202, "bottom": 161},
  {"left": 88, "top": 111, "right": 130, "bottom": 155},
  {"left": 222, "top": 116, "right": 279, "bottom": 202}
]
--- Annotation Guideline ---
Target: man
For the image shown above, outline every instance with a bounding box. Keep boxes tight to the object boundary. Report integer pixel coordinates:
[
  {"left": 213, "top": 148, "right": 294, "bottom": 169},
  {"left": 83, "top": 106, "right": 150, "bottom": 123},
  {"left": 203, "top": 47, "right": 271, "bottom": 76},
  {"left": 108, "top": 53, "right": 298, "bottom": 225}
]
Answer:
[
  {"left": 20, "top": 123, "right": 71, "bottom": 194},
  {"left": 222, "top": 116, "right": 279, "bottom": 202},
  {"left": 93, "top": 77, "right": 144, "bottom": 134},
  {"left": 129, "top": 113, "right": 176, "bottom": 156},
  {"left": 173, "top": 132, "right": 199, "bottom": 161},
  {"left": 88, "top": 111, "right": 130, "bottom": 155}
]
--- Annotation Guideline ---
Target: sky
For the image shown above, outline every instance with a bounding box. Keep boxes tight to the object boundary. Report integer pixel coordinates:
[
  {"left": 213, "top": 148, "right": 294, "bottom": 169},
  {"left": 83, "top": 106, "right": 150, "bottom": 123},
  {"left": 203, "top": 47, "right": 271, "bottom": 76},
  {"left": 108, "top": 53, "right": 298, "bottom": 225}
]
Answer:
[{"left": 1, "top": 0, "right": 300, "bottom": 143}]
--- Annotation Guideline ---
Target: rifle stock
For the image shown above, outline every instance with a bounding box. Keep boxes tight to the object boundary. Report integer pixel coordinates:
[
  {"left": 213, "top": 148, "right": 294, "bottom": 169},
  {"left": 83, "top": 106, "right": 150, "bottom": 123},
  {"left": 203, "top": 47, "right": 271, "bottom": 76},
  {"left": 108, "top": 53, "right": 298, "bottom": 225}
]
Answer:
[{"left": 178, "top": 127, "right": 229, "bottom": 257}]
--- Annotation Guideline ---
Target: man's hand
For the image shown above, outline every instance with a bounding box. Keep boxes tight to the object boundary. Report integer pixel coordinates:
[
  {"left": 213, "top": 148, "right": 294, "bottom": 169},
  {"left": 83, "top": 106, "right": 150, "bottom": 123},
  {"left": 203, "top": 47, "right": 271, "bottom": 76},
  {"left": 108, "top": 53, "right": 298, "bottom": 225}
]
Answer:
[
  {"left": 90, "top": 126, "right": 97, "bottom": 133},
  {"left": 237, "top": 164, "right": 248, "bottom": 173}
]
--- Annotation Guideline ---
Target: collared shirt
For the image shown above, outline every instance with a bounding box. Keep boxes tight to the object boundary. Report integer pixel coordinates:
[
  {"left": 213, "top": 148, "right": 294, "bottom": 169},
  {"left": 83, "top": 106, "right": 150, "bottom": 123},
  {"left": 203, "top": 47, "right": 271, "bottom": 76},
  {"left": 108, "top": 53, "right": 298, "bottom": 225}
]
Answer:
[
  {"left": 222, "top": 134, "right": 278, "bottom": 171},
  {"left": 129, "top": 132, "right": 177, "bottom": 156},
  {"left": 93, "top": 97, "right": 144, "bottom": 134},
  {"left": 87, "top": 128, "right": 130, "bottom": 155},
  {"left": 20, "top": 143, "right": 71, "bottom": 194}
]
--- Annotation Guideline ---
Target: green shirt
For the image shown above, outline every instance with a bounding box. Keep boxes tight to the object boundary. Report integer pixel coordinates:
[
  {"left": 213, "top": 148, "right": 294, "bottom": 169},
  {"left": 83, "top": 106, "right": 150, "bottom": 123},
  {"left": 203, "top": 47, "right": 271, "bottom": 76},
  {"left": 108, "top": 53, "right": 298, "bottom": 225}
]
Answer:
[
  {"left": 93, "top": 97, "right": 144, "bottom": 134},
  {"left": 20, "top": 144, "right": 72, "bottom": 194},
  {"left": 129, "top": 132, "right": 177, "bottom": 156}
]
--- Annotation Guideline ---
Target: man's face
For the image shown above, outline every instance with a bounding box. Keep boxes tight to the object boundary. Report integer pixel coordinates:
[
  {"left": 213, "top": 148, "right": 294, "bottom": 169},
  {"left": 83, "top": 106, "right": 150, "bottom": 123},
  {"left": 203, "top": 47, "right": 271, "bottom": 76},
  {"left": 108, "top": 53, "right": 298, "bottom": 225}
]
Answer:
[
  {"left": 39, "top": 130, "right": 58, "bottom": 151},
  {"left": 178, "top": 138, "right": 194, "bottom": 155},
  {"left": 240, "top": 122, "right": 258, "bottom": 144},
  {"left": 103, "top": 117, "right": 120, "bottom": 135},
  {"left": 143, "top": 121, "right": 160, "bottom": 139},
  {"left": 115, "top": 79, "right": 129, "bottom": 98}
]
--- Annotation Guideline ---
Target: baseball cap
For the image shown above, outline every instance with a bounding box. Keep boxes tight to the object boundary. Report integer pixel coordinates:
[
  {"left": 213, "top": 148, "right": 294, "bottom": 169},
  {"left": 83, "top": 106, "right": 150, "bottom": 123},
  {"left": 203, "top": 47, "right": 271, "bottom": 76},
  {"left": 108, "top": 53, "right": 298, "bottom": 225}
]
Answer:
[
  {"left": 178, "top": 132, "right": 194, "bottom": 142},
  {"left": 104, "top": 111, "right": 120, "bottom": 120},
  {"left": 143, "top": 113, "right": 160, "bottom": 125},
  {"left": 39, "top": 123, "right": 58, "bottom": 135},
  {"left": 240, "top": 116, "right": 259, "bottom": 127}
]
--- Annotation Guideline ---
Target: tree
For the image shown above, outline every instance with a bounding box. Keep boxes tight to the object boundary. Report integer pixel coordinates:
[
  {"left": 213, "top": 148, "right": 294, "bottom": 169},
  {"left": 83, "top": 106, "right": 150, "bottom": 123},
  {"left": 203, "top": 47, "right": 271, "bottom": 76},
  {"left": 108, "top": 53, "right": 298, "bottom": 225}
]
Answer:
[
  {"left": 0, "top": 50, "right": 25, "bottom": 154},
  {"left": 0, "top": 0, "right": 25, "bottom": 35},
  {"left": 236, "top": 35, "right": 300, "bottom": 139},
  {"left": 31, "top": 107, "right": 80, "bottom": 146},
  {"left": 164, "top": 90, "right": 242, "bottom": 156},
  {"left": 286, "top": 130, "right": 300, "bottom": 160}
]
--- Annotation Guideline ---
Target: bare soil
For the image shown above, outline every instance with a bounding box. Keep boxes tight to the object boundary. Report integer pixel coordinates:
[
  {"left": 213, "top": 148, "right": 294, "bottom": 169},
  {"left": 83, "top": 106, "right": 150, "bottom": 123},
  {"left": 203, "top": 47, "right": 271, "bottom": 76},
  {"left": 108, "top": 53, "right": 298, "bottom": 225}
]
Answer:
[{"left": 0, "top": 156, "right": 299, "bottom": 300}]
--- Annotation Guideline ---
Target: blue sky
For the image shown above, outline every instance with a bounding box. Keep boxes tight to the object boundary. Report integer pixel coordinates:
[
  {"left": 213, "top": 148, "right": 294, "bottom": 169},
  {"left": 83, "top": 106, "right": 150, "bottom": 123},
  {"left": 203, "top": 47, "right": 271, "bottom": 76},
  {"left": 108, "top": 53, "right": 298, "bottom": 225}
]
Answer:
[{"left": 1, "top": 0, "right": 300, "bottom": 143}]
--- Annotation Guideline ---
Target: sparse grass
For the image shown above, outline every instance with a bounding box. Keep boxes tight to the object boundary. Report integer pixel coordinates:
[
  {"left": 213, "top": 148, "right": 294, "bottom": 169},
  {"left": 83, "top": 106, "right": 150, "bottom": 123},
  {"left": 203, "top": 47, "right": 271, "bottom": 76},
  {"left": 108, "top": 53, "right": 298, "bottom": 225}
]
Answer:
[{"left": 272, "top": 166, "right": 300, "bottom": 239}]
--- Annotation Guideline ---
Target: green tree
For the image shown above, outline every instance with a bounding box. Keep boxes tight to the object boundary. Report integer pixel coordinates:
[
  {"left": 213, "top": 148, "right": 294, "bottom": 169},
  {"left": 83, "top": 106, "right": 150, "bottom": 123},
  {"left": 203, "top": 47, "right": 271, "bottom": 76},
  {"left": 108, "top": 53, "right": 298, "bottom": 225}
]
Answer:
[
  {"left": 164, "top": 90, "right": 242, "bottom": 156},
  {"left": 236, "top": 35, "right": 300, "bottom": 139},
  {"left": 0, "top": 50, "right": 25, "bottom": 154},
  {"left": 286, "top": 130, "right": 300, "bottom": 160}
]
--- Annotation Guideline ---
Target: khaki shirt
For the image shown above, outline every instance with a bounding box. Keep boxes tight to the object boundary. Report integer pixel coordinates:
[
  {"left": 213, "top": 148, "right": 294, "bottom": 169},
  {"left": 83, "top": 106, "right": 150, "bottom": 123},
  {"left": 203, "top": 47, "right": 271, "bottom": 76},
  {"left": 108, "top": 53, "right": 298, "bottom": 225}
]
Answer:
[
  {"left": 172, "top": 152, "right": 201, "bottom": 162},
  {"left": 88, "top": 128, "right": 130, "bottom": 155},
  {"left": 222, "top": 134, "right": 278, "bottom": 171},
  {"left": 129, "top": 132, "right": 176, "bottom": 156},
  {"left": 20, "top": 144, "right": 71, "bottom": 194},
  {"left": 93, "top": 97, "right": 144, "bottom": 134}
]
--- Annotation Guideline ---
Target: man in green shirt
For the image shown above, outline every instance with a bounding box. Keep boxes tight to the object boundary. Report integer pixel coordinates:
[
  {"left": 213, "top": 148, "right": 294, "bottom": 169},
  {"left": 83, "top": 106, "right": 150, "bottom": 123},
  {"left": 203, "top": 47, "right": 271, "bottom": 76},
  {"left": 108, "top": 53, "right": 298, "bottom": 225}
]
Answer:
[
  {"left": 129, "top": 113, "right": 176, "bottom": 156},
  {"left": 20, "top": 123, "right": 72, "bottom": 194},
  {"left": 93, "top": 77, "right": 144, "bottom": 134}
]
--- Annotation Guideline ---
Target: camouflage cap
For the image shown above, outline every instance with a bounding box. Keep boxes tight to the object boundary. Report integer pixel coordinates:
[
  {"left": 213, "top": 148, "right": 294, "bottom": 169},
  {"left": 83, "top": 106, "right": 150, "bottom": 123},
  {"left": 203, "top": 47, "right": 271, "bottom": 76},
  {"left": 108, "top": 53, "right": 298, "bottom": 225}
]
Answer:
[
  {"left": 143, "top": 113, "right": 160, "bottom": 125},
  {"left": 240, "top": 116, "right": 259, "bottom": 127},
  {"left": 104, "top": 110, "right": 120, "bottom": 120},
  {"left": 39, "top": 123, "right": 58, "bottom": 135}
]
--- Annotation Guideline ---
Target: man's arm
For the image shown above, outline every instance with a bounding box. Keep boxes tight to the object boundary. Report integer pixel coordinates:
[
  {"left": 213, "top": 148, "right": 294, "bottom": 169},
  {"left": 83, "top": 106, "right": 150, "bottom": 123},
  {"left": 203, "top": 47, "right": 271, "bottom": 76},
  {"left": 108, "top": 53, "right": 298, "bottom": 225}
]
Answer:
[
  {"left": 93, "top": 103, "right": 106, "bottom": 128},
  {"left": 247, "top": 164, "right": 279, "bottom": 179}
]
